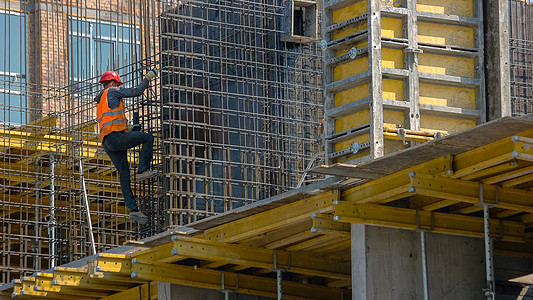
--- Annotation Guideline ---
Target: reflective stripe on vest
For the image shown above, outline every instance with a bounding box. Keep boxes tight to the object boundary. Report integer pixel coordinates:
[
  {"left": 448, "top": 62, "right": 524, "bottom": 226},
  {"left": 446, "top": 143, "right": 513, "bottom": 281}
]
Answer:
[
  {"left": 97, "top": 88, "right": 128, "bottom": 142},
  {"left": 98, "top": 110, "right": 125, "bottom": 123},
  {"left": 99, "top": 119, "right": 126, "bottom": 134}
]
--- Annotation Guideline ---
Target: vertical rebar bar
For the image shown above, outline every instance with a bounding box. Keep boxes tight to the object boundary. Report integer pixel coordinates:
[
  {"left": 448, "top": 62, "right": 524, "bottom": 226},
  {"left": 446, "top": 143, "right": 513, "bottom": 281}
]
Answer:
[{"left": 49, "top": 152, "right": 56, "bottom": 268}]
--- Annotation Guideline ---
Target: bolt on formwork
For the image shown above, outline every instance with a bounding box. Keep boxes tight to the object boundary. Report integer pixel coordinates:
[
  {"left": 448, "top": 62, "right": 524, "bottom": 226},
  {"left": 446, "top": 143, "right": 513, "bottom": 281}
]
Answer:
[
  {"left": 510, "top": 0, "right": 533, "bottom": 116},
  {"left": 159, "top": 0, "right": 324, "bottom": 226}
]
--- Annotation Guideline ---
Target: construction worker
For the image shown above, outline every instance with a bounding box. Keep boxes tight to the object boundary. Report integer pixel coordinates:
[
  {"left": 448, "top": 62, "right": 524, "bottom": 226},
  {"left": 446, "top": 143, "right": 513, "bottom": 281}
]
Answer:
[{"left": 95, "top": 69, "right": 158, "bottom": 225}]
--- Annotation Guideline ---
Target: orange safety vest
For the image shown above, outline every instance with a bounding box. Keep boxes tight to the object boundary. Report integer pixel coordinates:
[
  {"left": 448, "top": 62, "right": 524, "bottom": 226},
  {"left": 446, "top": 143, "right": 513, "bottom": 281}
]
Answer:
[{"left": 97, "top": 88, "right": 128, "bottom": 142}]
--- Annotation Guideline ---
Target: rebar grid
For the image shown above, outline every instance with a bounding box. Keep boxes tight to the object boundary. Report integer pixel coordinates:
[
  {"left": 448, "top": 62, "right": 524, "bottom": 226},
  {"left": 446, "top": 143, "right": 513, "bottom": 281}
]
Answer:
[
  {"left": 0, "top": 0, "right": 324, "bottom": 282},
  {"left": 160, "top": 0, "right": 324, "bottom": 226},
  {"left": 0, "top": 0, "right": 164, "bottom": 283},
  {"left": 510, "top": 0, "right": 533, "bottom": 116}
]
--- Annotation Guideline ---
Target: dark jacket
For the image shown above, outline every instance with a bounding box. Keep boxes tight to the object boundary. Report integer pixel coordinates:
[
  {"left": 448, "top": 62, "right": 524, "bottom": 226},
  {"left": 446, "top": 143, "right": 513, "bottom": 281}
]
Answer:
[{"left": 94, "top": 79, "right": 149, "bottom": 109}]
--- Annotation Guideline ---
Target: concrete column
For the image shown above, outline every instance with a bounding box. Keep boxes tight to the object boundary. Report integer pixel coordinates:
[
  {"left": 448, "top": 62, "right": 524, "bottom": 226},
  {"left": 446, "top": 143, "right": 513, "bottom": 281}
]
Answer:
[
  {"left": 484, "top": 0, "right": 511, "bottom": 120},
  {"left": 351, "top": 224, "right": 485, "bottom": 300}
]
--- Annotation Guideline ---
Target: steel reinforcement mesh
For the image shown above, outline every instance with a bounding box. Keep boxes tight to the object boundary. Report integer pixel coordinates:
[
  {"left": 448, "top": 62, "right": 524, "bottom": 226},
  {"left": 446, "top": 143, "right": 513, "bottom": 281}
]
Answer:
[
  {"left": 0, "top": 0, "right": 163, "bottom": 283},
  {"left": 510, "top": 0, "right": 533, "bottom": 116},
  {"left": 159, "top": 0, "right": 324, "bottom": 226}
]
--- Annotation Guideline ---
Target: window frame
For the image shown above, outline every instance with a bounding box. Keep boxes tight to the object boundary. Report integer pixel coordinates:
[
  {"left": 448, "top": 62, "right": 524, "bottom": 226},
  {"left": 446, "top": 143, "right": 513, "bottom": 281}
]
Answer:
[
  {"left": 68, "top": 17, "right": 142, "bottom": 85},
  {"left": 0, "top": 9, "right": 29, "bottom": 126}
]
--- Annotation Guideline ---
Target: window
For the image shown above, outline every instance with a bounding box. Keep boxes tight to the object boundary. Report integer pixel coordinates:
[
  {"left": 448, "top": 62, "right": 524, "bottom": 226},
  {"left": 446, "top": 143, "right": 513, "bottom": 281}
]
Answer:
[
  {"left": 0, "top": 10, "right": 28, "bottom": 125},
  {"left": 69, "top": 18, "right": 141, "bottom": 92}
]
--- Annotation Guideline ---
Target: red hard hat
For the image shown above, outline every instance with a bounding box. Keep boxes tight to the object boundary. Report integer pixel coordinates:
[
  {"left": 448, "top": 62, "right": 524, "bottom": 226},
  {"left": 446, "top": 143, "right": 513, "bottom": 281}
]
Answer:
[{"left": 99, "top": 71, "right": 123, "bottom": 85}]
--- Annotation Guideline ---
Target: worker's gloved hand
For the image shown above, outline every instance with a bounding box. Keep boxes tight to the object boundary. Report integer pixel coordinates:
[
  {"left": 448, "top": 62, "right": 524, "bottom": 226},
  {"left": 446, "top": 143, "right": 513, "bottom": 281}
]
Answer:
[
  {"left": 145, "top": 68, "right": 157, "bottom": 81},
  {"left": 128, "top": 124, "right": 142, "bottom": 132}
]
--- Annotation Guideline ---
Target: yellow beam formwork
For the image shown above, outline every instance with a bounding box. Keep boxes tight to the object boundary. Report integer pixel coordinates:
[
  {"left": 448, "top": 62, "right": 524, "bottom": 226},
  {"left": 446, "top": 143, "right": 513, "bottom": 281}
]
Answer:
[
  {"left": 99, "top": 283, "right": 157, "bottom": 300},
  {"left": 130, "top": 262, "right": 350, "bottom": 300},
  {"left": 409, "top": 173, "right": 533, "bottom": 214},
  {"left": 311, "top": 214, "right": 351, "bottom": 236},
  {"left": 168, "top": 236, "right": 351, "bottom": 280},
  {"left": 204, "top": 190, "right": 340, "bottom": 243},
  {"left": 333, "top": 202, "right": 525, "bottom": 242}
]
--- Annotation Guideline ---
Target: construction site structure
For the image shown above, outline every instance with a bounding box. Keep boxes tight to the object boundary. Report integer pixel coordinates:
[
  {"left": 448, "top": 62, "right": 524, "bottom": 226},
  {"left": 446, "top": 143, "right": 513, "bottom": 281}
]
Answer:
[
  {"left": 0, "top": 0, "right": 533, "bottom": 299},
  {"left": 0, "top": 0, "right": 324, "bottom": 283},
  {"left": 158, "top": 1, "right": 324, "bottom": 226}
]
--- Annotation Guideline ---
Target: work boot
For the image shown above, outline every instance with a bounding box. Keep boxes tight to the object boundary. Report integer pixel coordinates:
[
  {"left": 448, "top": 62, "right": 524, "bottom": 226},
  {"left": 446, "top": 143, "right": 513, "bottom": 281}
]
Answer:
[
  {"left": 129, "top": 211, "right": 149, "bottom": 225},
  {"left": 136, "top": 170, "right": 158, "bottom": 182}
]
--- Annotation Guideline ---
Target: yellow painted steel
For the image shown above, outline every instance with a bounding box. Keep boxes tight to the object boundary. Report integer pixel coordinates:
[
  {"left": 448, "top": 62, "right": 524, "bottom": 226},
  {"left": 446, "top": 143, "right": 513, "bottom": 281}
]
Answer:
[
  {"left": 334, "top": 84, "right": 369, "bottom": 107},
  {"left": 381, "top": 17, "right": 403, "bottom": 38},
  {"left": 418, "top": 53, "right": 475, "bottom": 78},
  {"left": 130, "top": 262, "right": 350, "bottom": 300},
  {"left": 419, "top": 83, "right": 476, "bottom": 109},
  {"left": 417, "top": 0, "right": 474, "bottom": 17},
  {"left": 332, "top": 1, "right": 367, "bottom": 23},
  {"left": 311, "top": 215, "right": 351, "bottom": 236},
  {"left": 409, "top": 173, "right": 533, "bottom": 213},
  {"left": 418, "top": 22, "right": 474, "bottom": 48},
  {"left": 170, "top": 236, "right": 351, "bottom": 280},
  {"left": 204, "top": 190, "right": 340, "bottom": 243},
  {"left": 99, "top": 283, "right": 157, "bottom": 300},
  {"left": 333, "top": 202, "right": 525, "bottom": 242},
  {"left": 334, "top": 57, "right": 368, "bottom": 81}
]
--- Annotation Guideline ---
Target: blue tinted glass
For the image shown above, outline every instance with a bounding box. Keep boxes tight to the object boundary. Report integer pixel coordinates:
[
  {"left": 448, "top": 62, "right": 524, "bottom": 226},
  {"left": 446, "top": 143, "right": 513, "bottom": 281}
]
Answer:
[
  {"left": 0, "top": 93, "right": 26, "bottom": 124},
  {"left": 0, "top": 12, "right": 26, "bottom": 74},
  {"left": 96, "top": 41, "right": 114, "bottom": 74},
  {"left": 72, "top": 36, "right": 90, "bottom": 79},
  {"left": 118, "top": 26, "right": 131, "bottom": 41},
  {"left": 97, "top": 23, "right": 113, "bottom": 38},
  {"left": 70, "top": 19, "right": 139, "bottom": 83}
]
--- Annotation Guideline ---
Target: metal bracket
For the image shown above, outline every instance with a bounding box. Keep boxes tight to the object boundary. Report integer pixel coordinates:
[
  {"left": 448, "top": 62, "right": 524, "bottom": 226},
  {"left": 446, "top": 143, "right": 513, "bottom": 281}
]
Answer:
[{"left": 397, "top": 128, "right": 408, "bottom": 145}]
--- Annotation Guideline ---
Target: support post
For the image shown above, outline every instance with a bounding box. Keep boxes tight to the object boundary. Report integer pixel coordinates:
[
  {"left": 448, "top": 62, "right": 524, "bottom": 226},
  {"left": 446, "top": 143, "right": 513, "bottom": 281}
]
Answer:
[
  {"left": 273, "top": 251, "right": 288, "bottom": 300},
  {"left": 277, "top": 269, "right": 283, "bottom": 300},
  {"left": 420, "top": 231, "right": 428, "bottom": 300},
  {"left": 480, "top": 183, "right": 495, "bottom": 299},
  {"left": 220, "top": 273, "right": 231, "bottom": 300}
]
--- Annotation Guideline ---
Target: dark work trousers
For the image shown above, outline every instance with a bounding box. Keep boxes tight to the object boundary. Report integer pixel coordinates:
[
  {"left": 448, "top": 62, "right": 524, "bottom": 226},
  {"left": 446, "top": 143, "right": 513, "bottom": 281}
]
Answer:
[{"left": 102, "top": 130, "right": 154, "bottom": 211}]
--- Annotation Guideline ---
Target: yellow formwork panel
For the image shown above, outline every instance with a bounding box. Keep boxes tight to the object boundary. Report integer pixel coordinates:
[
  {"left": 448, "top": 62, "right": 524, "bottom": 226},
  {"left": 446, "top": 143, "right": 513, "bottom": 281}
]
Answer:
[
  {"left": 334, "top": 57, "right": 369, "bottom": 81},
  {"left": 418, "top": 53, "right": 475, "bottom": 78},
  {"left": 418, "top": 22, "right": 474, "bottom": 48},
  {"left": 382, "top": 48, "right": 403, "bottom": 69},
  {"left": 421, "top": 115, "right": 476, "bottom": 133},
  {"left": 335, "top": 84, "right": 369, "bottom": 107},
  {"left": 381, "top": 17, "right": 403, "bottom": 39},
  {"left": 332, "top": 1, "right": 367, "bottom": 23},
  {"left": 333, "top": 23, "right": 367, "bottom": 40},
  {"left": 419, "top": 83, "right": 476, "bottom": 109},
  {"left": 335, "top": 110, "right": 370, "bottom": 136},
  {"left": 383, "top": 79, "right": 404, "bottom": 101},
  {"left": 417, "top": 0, "right": 474, "bottom": 17}
]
